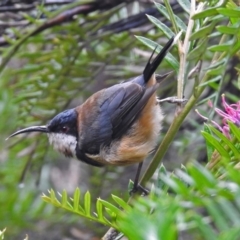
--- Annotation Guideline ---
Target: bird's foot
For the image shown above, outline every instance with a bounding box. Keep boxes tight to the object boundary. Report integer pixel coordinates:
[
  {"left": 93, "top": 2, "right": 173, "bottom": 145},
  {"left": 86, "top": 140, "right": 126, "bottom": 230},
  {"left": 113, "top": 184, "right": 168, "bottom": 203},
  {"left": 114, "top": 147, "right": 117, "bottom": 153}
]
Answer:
[{"left": 129, "top": 183, "right": 149, "bottom": 196}]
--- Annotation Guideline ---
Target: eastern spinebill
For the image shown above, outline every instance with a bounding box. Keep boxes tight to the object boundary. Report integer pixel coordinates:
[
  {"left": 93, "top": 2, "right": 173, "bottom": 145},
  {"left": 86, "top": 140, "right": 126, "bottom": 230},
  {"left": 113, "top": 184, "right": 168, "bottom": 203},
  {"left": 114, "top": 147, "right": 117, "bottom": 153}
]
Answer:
[{"left": 8, "top": 33, "right": 180, "bottom": 192}]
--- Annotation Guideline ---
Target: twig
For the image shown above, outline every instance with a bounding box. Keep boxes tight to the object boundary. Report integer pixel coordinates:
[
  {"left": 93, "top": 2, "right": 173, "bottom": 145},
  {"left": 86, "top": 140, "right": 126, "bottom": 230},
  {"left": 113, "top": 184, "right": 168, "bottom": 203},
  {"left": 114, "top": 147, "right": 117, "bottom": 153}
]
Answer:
[
  {"left": 0, "top": 0, "right": 132, "bottom": 74},
  {"left": 0, "top": 4, "right": 36, "bottom": 13},
  {"left": 0, "top": 20, "right": 28, "bottom": 27},
  {"left": 177, "top": 0, "right": 196, "bottom": 101},
  {"left": 0, "top": 2, "right": 92, "bottom": 74},
  {"left": 0, "top": 0, "right": 75, "bottom": 12},
  {"left": 44, "top": 0, "right": 75, "bottom": 5}
]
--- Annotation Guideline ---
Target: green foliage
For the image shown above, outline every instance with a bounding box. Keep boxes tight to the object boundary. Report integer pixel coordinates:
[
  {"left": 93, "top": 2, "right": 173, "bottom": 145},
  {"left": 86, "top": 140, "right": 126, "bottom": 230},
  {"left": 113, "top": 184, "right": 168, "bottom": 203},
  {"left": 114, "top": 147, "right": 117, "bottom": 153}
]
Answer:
[
  {"left": 42, "top": 188, "right": 124, "bottom": 229},
  {"left": 201, "top": 121, "right": 240, "bottom": 178},
  {"left": 42, "top": 161, "right": 240, "bottom": 240},
  {"left": 155, "top": 2, "right": 187, "bottom": 32},
  {"left": 1, "top": 0, "right": 240, "bottom": 239}
]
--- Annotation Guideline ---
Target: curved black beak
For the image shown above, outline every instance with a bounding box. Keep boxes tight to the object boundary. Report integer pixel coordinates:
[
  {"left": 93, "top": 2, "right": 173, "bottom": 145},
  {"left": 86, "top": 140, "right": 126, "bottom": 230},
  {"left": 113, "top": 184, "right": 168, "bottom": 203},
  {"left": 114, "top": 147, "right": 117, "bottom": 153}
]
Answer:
[{"left": 6, "top": 126, "right": 48, "bottom": 140}]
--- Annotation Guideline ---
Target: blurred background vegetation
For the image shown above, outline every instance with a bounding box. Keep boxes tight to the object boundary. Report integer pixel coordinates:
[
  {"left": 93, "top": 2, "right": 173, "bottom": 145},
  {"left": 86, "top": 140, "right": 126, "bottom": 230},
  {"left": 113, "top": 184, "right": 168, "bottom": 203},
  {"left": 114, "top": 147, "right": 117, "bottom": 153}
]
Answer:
[{"left": 0, "top": 0, "right": 240, "bottom": 239}]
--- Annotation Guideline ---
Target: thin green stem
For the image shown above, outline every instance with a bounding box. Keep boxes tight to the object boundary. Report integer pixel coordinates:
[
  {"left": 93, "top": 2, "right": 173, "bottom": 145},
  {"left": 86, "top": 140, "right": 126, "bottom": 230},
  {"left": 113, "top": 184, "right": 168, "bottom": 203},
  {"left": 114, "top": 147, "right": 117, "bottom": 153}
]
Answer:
[
  {"left": 140, "top": 88, "right": 200, "bottom": 185},
  {"left": 163, "top": 0, "right": 179, "bottom": 34}
]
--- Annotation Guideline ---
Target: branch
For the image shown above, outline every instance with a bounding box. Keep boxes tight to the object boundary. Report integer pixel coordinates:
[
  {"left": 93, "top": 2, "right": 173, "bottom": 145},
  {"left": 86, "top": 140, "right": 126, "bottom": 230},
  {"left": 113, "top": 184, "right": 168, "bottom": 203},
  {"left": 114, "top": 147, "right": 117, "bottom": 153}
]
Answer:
[
  {"left": 0, "top": 2, "right": 98, "bottom": 72},
  {"left": 0, "top": 0, "right": 76, "bottom": 12},
  {"left": 177, "top": 0, "right": 196, "bottom": 100},
  {"left": 0, "top": 20, "right": 28, "bottom": 27},
  {"left": 0, "top": 0, "right": 136, "bottom": 73},
  {"left": 0, "top": 4, "right": 35, "bottom": 13}
]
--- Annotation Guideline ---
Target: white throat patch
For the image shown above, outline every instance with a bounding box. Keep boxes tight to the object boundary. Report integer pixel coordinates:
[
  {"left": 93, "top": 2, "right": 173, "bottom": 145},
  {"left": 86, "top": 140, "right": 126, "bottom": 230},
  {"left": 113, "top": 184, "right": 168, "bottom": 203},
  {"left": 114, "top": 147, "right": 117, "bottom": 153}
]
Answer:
[{"left": 48, "top": 133, "right": 77, "bottom": 158}]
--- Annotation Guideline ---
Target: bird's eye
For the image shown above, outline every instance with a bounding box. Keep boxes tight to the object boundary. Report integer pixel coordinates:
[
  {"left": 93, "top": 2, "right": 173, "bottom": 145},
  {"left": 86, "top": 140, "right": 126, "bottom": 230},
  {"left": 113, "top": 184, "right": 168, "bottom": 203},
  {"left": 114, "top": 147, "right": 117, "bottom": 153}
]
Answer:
[{"left": 61, "top": 126, "right": 69, "bottom": 133}]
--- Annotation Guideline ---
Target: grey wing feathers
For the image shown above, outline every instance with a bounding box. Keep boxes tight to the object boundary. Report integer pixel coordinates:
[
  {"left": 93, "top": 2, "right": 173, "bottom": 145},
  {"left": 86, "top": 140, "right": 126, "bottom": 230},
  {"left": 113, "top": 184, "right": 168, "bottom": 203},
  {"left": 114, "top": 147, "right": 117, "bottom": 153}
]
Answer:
[
  {"left": 104, "top": 82, "right": 159, "bottom": 139},
  {"left": 112, "top": 84, "right": 159, "bottom": 138},
  {"left": 110, "top": 84, "right": 143, "bottom": 132},
  {"left": 95, "top": 83, "right": 143, "bottom": 148}
]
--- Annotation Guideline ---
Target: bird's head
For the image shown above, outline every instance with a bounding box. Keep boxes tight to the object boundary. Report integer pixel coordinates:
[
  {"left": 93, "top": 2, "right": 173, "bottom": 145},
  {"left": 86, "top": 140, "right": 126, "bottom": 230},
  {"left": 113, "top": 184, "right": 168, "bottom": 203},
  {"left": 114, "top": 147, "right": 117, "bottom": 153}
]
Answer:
[{"left": 7, "top": 109, "right": 78, "bottom": 158}]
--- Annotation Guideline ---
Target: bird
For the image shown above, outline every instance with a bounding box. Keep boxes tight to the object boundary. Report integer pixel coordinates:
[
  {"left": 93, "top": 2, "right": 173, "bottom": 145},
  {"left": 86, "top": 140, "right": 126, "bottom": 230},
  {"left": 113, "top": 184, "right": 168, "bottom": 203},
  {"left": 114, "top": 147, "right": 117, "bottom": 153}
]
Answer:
[{"left": 7, "top": 34, "right": 180, "bottom": 193}]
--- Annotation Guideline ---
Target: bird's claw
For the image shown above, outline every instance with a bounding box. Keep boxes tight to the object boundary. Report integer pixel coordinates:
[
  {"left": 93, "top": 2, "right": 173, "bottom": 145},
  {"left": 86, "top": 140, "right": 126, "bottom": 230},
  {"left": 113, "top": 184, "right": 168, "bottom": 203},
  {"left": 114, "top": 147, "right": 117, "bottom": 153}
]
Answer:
[{"left": 129, "top": 184, "right": 149, "bottom": 196}]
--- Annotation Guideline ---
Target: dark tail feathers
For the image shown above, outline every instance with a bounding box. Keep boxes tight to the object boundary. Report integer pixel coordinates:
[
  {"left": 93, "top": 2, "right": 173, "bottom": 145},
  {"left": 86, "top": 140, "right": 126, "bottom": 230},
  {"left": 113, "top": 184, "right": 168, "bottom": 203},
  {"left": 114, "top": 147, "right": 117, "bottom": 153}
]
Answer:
[{"left": 143, "top": 36, "right": 175, "bottom": 83}]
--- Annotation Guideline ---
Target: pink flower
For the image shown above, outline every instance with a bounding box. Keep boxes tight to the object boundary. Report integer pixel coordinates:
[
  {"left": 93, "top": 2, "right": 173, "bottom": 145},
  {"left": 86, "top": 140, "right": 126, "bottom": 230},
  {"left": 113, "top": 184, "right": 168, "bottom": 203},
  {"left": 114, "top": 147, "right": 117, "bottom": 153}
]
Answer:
[
  {"left": 215, "top": 94, "right": 240, "bottom": 127},
  {"left": 196, "top": 94, "right": 240, "bottom": 138}
]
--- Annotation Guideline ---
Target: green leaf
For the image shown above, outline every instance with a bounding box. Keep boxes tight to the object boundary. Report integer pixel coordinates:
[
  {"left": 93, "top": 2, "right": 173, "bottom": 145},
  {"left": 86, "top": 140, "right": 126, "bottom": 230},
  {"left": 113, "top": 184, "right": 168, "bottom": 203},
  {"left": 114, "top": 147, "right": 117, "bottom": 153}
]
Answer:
[
  {"left": 159, "top": 174, "right": 181, "bottom": 193},
  {"left": 146, "top": 15, "right": 174, "bottom": 38},
  {"left": 191, "top": 214, "right": 217, "bottom": 240},
  {"left": 170, "top": 176, "right": 191, "bottom": 196},
  {"left": 187, "top": 38, "right": 208, "bottom": 60},
  {"left": 84, "top": 191, "right": 91, "bottom": 216},
  {"left": 203, "top": 199, "right": 229, "bottom": 231},
  {"left": 112, "top": 195, "right": 131, "bottom": 211},
  {"left": 209, "top": 125, "right": 240, "bottom": 158},
  {"left": 217, "top": 8, "right": 240, "bottom": 18},
  {"left": 203, "top": 124, "right": 215, "bottom": 161},
  {"left": 232, "top": 41, "right": 240, "bottom": 56},
  {"left": 216, "top": 25, "right": 239, "bottom": 35},
  {"left": 163, "top": 0, "right": 180, "bottom": 33},
  {"left": 42, "top": 190, "right": 61, "bottom": 206},
  {"left": 207, "top": 64, "right": 225, "bottom": 76},
  {"left": 175, "top": 169, "right": 195, "bottom": 186},
  {"left": 104, "top": 207, "right": 116, "bottom": 218},
  {"left": 199, "top": 75, "right": 222, "bottom": 87},
  {"left": 42, "top": 188, "right": 119, "bottom": 227},
  {"left": 208, "top": 43, "right": 231, "bottom": 52},
  {"left": 41, "top": 194, "right": 51, "bottom": 203},
  {"left": 205, "top": 58, "right": 227, "bottom": 70},
  {"left": 154, "top": 2, "right": 187, "bottom": 31},
  {"left": 190, "top": 23, "right": 215, "bottom": 40},
  {"left": 21, "top": 12, "right": 38, "bottom": 23},
  {"left": 14, "top": 91, "right": 43, "bottom": 103},
  {"left": 188, "top": 163, "right": 217, "bottom": 189},
  {"left": 135, "top": 36, "right": 179, "bottom": 71},
  {"left": 50, "top": 189, "right": 58, "bottom": 201},
  {"left": 14, "top": 64, "right": 43, "bottom": 74},
  {"left": 192, "top": 8, "right": 218, "bottom": 19},
  {"left": 218, "top": 198, "right": 240, "bottom": 225},
  {"left": 219, "top": 228, "right": 240, "bottom": 240},
  {"left": 157, "top": 164, "right": 168, "bottom": 190},
  {"left": 73, "top": 188, "right": 80, "bottom": 211},
  {"left": 201, "top": 131, "right": 230, "bottom": 159},
  {"left": 61, "top": 190, "right": 68, "bottom": 207},
  {"left": 99, "top": 199, "right": 121, "bottom": 215},
  {"left": 229, "top": 122, "right": 240, "bottom": 142},
  {"left": 177, "top": 0, "right": 190, "bottom": 14},
  {"left": 96, "top": 199, "right": 104, "bottom": 221}
]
